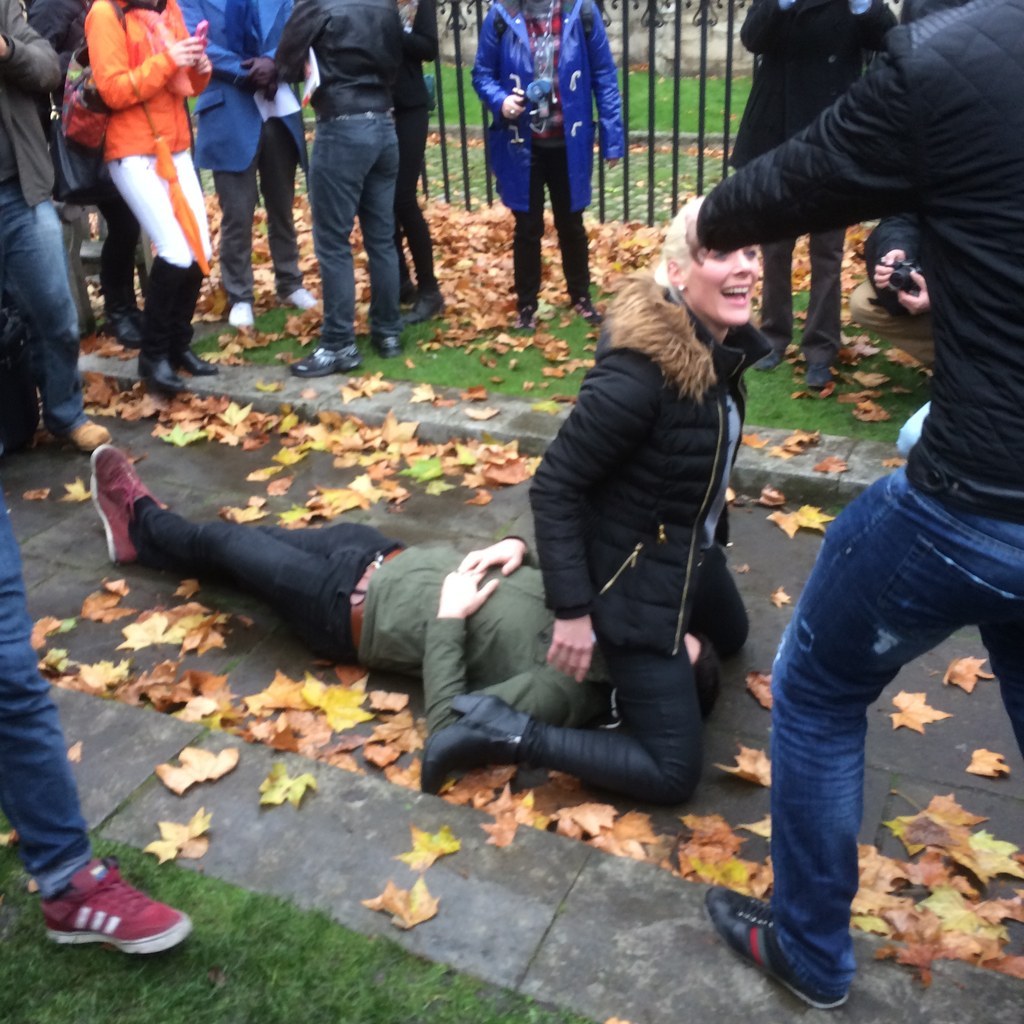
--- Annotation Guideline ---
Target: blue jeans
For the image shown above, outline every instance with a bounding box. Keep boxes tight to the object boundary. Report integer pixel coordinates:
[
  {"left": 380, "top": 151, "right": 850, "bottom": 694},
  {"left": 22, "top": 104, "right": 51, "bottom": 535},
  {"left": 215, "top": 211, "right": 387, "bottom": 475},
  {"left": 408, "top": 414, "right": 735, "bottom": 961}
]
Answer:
[
  {"left": 0, "top": 481, "right": 91, "bottom": 897},
  {"left": 769, "top": 468, "right": 1024, "bottom": 996},
  {"left": 308, "top": 114, "right": 402, "bottom": 348},
  {"left": 0, "top": 182, "right": 86, "bottom": 435}
]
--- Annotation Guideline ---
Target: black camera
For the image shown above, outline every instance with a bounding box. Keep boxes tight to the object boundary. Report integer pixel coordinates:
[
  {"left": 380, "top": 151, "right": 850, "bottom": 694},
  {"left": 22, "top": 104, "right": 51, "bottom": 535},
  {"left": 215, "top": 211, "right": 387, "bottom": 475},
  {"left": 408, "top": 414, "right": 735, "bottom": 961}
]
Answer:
[{"left": 887, "top": 259, "right": 922, "bottom": 295}]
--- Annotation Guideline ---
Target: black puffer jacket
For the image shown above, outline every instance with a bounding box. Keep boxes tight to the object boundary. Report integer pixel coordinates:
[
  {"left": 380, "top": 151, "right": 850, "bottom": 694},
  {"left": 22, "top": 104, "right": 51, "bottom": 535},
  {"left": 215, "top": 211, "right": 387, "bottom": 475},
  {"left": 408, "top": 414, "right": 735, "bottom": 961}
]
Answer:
[
  {"left": 276, "top": 0, "right": 402, "bottom": 118},
  {"left": 530, "top": 275, "right": 769, "bottom": 656},
  {"left": 700, "top": 0, "right": 1024, "bottom": 523}
]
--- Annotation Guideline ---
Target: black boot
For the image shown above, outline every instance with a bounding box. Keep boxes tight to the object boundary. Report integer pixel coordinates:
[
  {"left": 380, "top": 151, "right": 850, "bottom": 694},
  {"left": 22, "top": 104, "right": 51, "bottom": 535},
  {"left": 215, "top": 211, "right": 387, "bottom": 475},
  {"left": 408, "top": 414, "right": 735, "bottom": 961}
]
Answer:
[
  {"left": 139, "top": 258, "right": 187, "bottom": 395},
  {"left": 169, "top": 263, "right": 218, "bottom": 376},
  {"left": 692, "top": 633, "right": 721, "bottom": 719},
  {"left": 103, "top": 288, "right": 144, "bottom": 349},
  {"left": 421, "top": 694, "right": 532, "bottom": 794}
]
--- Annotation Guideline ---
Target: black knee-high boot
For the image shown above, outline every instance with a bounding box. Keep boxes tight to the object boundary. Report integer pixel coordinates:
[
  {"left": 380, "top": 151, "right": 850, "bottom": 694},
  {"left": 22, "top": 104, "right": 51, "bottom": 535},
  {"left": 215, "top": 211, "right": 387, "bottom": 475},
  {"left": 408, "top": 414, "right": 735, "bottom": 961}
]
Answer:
[
  {"left": 139, "top": 257, "right": 187, "bottom": 394},
  {"left": 170, "top": 262, "right": 217, "bottom": 377}
]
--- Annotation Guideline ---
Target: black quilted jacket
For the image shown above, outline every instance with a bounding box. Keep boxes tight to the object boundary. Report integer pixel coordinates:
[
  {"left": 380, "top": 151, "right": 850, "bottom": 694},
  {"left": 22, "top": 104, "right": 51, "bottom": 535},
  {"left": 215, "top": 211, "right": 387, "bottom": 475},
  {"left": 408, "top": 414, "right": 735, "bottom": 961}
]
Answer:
[
  {"left": 530, "top": 280, "right": 769, "bottom": 656},
  {"left": 700, "top": 0, "right": 1024, "bottom": 522}
]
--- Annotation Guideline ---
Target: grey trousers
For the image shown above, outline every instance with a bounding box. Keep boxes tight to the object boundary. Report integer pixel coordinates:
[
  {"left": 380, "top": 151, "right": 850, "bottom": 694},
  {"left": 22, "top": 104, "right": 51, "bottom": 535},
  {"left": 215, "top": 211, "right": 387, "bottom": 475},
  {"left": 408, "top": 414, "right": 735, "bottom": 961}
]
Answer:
[
  {"left": 213, "top": 116, "right": 305, "bottom": 306},
  {"left": 759, "top": 228, "right": 845, "bottom": 368}
]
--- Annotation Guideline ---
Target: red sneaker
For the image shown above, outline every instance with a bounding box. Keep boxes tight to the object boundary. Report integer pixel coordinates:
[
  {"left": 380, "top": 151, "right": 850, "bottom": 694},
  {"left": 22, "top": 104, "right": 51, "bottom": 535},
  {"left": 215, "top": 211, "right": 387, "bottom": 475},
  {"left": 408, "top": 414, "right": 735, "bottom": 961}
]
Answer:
[
  {"left": 90, "top": 445, "right": 156, "bottom": 564},
  {"left": 43, "top": 859, "right": 191, "bottom": 954}
]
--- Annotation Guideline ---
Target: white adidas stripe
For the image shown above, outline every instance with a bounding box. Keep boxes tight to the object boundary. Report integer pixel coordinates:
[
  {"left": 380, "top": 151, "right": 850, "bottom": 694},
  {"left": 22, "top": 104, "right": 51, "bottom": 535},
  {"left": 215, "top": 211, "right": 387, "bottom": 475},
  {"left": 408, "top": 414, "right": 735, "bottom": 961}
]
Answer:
[{"left": 71, "top": 905, "right": 121, "bottom": 935}]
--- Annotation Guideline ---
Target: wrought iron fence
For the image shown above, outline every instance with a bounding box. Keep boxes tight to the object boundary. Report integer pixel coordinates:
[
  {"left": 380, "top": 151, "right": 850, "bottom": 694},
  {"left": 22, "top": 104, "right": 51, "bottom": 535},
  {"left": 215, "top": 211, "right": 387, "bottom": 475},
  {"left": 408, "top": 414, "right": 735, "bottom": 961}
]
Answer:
[{"left": 423, "top": 0, "right": 752, "bottom": 226}]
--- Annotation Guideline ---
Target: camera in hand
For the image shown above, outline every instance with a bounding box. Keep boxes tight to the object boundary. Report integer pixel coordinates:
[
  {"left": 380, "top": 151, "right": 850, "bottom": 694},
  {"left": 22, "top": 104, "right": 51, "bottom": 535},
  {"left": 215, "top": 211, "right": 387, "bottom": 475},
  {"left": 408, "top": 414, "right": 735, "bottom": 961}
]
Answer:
[{"left": 888, "top": 259, "right": 922, "bottom": 295}]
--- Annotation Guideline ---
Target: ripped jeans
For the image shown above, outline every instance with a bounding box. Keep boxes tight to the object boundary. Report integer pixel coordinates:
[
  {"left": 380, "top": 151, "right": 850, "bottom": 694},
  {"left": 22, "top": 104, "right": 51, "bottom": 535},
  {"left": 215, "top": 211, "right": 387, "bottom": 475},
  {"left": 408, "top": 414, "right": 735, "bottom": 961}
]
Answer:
[{"left": 768, "top": 467, "right": 1024, "bottom": 998}]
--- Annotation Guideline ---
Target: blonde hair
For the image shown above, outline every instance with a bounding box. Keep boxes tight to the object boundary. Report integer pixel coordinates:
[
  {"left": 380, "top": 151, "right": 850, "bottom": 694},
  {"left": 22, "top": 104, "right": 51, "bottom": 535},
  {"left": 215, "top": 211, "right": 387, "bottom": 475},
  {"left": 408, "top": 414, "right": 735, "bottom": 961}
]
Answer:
[{"left": 654, "top": 198, "right": 703, "bottom": 287}]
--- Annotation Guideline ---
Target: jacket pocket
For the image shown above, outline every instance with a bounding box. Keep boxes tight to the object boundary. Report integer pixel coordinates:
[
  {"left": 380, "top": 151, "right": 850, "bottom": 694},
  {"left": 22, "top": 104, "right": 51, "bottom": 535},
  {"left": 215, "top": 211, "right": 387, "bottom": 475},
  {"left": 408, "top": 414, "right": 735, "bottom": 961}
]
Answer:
[{"left": 599, "top": 541, "right": 643, "bottom": 594}]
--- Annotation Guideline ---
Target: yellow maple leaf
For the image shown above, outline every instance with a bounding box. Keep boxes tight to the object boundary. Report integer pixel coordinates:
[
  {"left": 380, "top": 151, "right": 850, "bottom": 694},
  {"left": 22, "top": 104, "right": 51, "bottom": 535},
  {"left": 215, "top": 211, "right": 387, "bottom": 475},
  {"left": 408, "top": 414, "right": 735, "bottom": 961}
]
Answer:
[
  {"left": 301, "top": 679, "right": 373, "bottom": 732},
  {"left": 59, "top": 478, "right": 91, "bottom": 503},
  {"left": 395, "top": 825, "right": 461, "bottom": 872},
  {"left": 118, "top": 613, "right": 175, "bottom": 651},
  {"left": 143, "top": 807, "right": 212, "bottom": 863},
  {"left": 219, "top": 402, "right": 253, "bottom": 427},
  {"left": 919, "top": 886, "right": 1008, "bottom": 941},
  {"left": 76, "top": 659, "right": 132, "bottom": 693},
  {"left": 361, "top": 877, "right": 439, "bottom": 930},
  {"left": 258, "top": 762, "right": 317, "bottom": 807},
  {"left": 246, "top": 465, "right": 284, "bottom": 482},
  {"left": 219, "top": 501, "right": 268, "bottom": 524}
]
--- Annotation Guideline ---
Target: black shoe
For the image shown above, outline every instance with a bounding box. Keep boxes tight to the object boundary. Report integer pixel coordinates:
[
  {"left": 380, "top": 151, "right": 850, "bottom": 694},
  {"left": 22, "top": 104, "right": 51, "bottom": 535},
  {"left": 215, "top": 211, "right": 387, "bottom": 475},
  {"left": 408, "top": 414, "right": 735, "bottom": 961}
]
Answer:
[
  {"left": 512, "top": 304, "right": 538, "bottom": 331},
  {"left": 172, "top": 349, "right": 219, "bottom": 377},
  {"left": 106, "top": 309, "right": 144, "bottom": 349},
  {"left": 571, "top": 296, "right": 603, "bottom": 325},
  {"left": 421, "top": 693, "right": 531, "bottom": 794},
  {"left": 704, "top": 888, "right": 849, "bottom": 1010},
  {"left": 805, "top": 363, "right": 834, "bottom": 390},
  {"left": 138, "top": 355, "right": 186, "bottom": 395},
  {"left": 371, "top": 334, "right": 402, "bottom": 359},
  {"left": 290, "top": 345, "right": 362, "bottom": 378},
  {"left": 402, "top": 289, "right": 445, "bottom": 326},
  {"left": 399, "top": 279, "right": 418, "bottom": 305},
  {"left": 691, "top": 633, "right": 721, "bottom": 719},
  {"left": 753, "top": 349, "right": 783, "bottom": 372}
]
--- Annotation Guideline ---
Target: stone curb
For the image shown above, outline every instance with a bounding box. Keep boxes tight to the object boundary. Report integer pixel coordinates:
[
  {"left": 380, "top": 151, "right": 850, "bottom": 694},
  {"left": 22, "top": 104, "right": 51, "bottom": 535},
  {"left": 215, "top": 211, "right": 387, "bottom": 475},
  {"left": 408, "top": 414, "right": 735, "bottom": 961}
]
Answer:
[{"left": 81, "top": 352, "right": 899, "bottom": 508}]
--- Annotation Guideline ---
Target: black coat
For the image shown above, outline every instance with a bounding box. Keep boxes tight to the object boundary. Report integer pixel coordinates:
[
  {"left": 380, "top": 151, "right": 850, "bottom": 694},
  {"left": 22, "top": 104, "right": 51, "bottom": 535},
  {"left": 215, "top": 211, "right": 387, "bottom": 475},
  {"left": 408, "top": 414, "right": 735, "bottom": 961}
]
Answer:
[
  {"left": 699, "top": 0, "right": 1024, "bottom": 523},
  {"left": 731, "top": 0, "right": 894, "bottom": 167},
  {"left": 393, "top": 0, "right": 438, "bottom": 111},
  {"left": 530, "top": 276, "right": 769, "bottom": 656}
]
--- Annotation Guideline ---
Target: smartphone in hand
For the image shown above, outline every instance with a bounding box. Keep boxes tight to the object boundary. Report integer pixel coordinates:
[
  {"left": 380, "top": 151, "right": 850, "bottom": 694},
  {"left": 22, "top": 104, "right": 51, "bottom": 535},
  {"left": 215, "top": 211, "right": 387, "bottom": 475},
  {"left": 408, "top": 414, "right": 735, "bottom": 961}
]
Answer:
[{"left": 194, "top": 19, "right": 209, "bottom": 45}]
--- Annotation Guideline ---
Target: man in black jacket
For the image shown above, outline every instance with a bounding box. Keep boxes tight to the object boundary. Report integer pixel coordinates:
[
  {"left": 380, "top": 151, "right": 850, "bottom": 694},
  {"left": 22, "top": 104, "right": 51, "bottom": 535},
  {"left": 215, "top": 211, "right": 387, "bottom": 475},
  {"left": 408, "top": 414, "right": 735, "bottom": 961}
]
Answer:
[
  {"left": 698, "top": 0, "right": 1024, "bottom": 1008},
  {"left": 731, "top": 0, "right": 893, "bottom": 389},
  {"left": 275, "top": 0, "right": 405, "bottom": 375}
]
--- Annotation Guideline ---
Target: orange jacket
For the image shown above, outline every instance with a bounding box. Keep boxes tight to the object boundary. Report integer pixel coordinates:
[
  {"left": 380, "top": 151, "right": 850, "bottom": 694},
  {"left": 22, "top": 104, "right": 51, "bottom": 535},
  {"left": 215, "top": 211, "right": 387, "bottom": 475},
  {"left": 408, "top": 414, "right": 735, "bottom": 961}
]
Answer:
[{"left": 85, "top": 0, "right": 210, "bottom": 160}]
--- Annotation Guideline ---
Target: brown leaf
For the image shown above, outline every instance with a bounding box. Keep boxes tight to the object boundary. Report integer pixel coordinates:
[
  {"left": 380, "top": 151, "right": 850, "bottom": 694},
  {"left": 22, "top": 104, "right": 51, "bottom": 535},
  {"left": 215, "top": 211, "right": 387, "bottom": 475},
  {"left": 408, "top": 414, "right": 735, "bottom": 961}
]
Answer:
[
  {"left": 67, "top": 741, "right": 83, "bottom": 763},
  {"left": 943, "top": 656, "right": 994, "bottom": 694},
  {"left": 367, "top": 691, "right": 410, "bottom": 713},
  {"left": 175, "top": 579, "right": 201, "bottom": 599},
  {"left": 813, "top": 455, "right": 848, "bottom": 474},
  {"left": 362, "top": 743, "right": 401, "bottom": 769},
  {"left": 155, "top": 746, "right": 240, "bottom": 795},
  {"left": 745, "top": 671, "right": 773, "bottom": 710},
  {"left": 714, "top": 746, "right": 771, "bottom": 787},
  {"left": 22, "top": 488, "right": 50, "bottom": 501},
  {"left": 757, "top": 485, "right": 786, "bottom": 507},
  {"left": 890, "top": 691, "right": 953, "bottom": 734},
  {"left": 966, "top": 749, "right": 1010, "bottom": 778},
  {"left": 769, "top": 586, "right": 791, "bottom": 608},
  {"left": 464, "top": 406, "right": 500, "bottom": 421},
  {"left": 361, "top": 878, "right": 438, "bottom": 930}
]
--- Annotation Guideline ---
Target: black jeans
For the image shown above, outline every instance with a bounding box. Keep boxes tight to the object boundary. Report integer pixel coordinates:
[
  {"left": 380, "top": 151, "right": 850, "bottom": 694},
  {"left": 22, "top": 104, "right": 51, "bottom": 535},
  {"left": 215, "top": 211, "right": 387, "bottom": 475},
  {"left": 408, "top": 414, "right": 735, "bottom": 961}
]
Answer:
[
  {"left": 95, "top": 194, "right": 141, "bottom": 309},
  {"left": 393, "top": 104, "right": 438, "bottom": 293},
  {"left": 512, "top": 143, "right": 590, "bottom": 309},
  {"left": 131, "top": 505, "right": 397, "bottom": 661},
  {"left": 524, "top": 544, "right": 748, "bottom": 804}
]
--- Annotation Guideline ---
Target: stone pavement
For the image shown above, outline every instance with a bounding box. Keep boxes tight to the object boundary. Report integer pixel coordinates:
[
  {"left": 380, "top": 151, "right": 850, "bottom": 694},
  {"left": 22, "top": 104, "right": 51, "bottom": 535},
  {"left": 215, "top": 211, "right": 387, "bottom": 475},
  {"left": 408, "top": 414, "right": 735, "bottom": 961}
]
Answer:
[{"left": 2, "top": 361, "right": 1022, "bottom": 1024}]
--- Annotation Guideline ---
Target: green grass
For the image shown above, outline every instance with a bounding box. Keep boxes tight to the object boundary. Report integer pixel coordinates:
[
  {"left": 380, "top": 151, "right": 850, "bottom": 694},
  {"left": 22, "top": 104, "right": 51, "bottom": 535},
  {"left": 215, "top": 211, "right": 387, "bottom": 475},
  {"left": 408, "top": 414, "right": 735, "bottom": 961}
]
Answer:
[
  {"left": 201, "top": 295, "right": 929, "bottom": 446},
  {"left": 434, "top": 65, "right": 750, "bottom": 136},
  {"left": 0, "top": 842, "right": 589, "bottom": 1024}
]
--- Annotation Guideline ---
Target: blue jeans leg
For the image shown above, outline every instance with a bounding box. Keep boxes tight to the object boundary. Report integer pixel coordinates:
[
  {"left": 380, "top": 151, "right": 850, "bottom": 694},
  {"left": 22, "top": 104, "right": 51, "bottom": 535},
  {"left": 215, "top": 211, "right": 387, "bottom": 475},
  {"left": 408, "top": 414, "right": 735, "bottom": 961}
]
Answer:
[
  {"left": 769, "top": 469, "right": 1024, "bottom": 996},
  {"left": 309, "top": 115, "right": 400, "bottom": 349},
  {"left": 0, "top": 483, "right": 91, "bottom": 897},
  {"left": 0, "top": 183, "right": 86, "bottom": 436}
]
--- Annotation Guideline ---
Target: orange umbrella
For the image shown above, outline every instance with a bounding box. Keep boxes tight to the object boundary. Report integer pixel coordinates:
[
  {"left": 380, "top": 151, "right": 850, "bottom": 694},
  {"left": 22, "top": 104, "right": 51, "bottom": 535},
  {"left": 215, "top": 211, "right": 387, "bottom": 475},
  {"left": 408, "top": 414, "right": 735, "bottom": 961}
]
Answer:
[{"left": 151, "top": 132, "right": 210, "bottom": 276}]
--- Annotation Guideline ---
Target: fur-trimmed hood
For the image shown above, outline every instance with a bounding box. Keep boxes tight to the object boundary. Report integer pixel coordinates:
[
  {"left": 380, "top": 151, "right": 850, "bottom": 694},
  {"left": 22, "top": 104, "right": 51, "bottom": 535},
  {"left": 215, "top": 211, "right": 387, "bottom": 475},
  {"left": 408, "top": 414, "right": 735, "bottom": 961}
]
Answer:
[{"left": 602, "top": 273, "right": 717, "bottom": 401}]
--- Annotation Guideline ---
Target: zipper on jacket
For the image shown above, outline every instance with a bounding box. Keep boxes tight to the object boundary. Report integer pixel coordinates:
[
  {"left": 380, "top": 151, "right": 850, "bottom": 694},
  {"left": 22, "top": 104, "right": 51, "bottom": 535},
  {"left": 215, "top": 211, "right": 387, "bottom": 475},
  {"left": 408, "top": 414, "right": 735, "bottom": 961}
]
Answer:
[
  {"left": 657, "top": 523, "right": 668, "bottom": 544},
  {"left": 599, "top": 542, "right": 644, "bottom": 594},
  {"left": 673, "top": 398, "right": 726, "bottom": 655}
]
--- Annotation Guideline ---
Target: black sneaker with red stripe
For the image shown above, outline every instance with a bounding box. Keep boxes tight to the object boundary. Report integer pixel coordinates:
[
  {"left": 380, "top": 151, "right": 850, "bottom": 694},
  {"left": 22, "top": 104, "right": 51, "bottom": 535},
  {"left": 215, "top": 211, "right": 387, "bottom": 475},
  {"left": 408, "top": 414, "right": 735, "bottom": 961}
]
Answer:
[
  {"left": 704, "top": 887, "right": 849, "bottom": 1010},
  {"left": 43, "top": 858, "right": 192, "bottom": 954}
]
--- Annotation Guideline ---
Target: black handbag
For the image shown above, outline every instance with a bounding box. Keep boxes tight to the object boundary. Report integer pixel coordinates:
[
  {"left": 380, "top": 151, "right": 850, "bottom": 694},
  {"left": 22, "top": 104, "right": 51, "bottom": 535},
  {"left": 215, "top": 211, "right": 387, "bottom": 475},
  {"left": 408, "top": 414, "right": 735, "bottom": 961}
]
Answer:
[
  {"left": 50, "top": 114, "right": 119, "bottom": 206},
  {"left": 0, "top": 302, "right": 40, "bottom": 457}
]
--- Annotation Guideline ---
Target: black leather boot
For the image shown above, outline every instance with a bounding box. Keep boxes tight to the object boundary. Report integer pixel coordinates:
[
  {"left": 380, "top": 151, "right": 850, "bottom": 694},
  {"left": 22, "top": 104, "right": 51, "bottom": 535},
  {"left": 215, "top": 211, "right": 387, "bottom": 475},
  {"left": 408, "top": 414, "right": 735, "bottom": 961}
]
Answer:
[
  {"left": 140, "top": 258, "right": 187, "bottom": 395},
  {"left": 169, "top": 262, "right": 218, "bottom": 376},
  {"left": 421, "top": 694, "right": 532, "bottom": 794},
  {"left": 138, "top": 353, "right": 186, "bottom": 395},
  {"left": 104, "top": 290, "right": 144, "bottom": 349}
]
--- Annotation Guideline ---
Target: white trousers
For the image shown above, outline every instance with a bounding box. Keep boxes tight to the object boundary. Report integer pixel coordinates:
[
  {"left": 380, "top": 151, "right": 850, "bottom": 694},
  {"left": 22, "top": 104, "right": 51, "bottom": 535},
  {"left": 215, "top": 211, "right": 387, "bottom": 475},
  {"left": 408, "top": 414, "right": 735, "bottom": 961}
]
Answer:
[{"left": 108, "top": 151, "right": 212, "bottom": 268}]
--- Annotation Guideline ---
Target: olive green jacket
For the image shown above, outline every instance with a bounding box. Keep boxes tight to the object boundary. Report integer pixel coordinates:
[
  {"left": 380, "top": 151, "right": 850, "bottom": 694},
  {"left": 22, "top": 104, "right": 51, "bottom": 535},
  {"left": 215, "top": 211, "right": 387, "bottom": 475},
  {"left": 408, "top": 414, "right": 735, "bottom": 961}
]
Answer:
[{"left": 359, "top": 545, "right": 610, "bottom": 733}]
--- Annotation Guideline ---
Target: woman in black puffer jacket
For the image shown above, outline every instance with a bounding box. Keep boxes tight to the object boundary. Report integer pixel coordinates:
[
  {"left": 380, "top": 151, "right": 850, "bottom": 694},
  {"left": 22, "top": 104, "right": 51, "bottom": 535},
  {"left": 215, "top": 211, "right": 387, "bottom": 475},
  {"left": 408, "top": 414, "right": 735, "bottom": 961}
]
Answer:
[{"left": 422, "top": 199, "right": 770, "bottom": 803}]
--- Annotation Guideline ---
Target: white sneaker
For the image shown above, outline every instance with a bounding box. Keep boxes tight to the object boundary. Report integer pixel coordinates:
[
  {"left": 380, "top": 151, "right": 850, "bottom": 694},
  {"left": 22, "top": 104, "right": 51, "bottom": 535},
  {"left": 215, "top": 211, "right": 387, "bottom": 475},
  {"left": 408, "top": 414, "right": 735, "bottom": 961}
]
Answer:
[
  {"left": 282, "top": 287, "right": 318, "bottom": 310},
  {"left": 228, "top": 302, "right": 254, "bottom": 329}
]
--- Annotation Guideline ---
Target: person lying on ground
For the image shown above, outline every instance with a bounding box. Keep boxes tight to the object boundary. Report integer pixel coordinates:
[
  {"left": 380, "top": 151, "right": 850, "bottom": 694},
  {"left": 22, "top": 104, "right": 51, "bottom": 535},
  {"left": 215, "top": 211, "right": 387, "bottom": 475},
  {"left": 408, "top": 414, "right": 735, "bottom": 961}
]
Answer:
[{"left": 88, "top": 445, "right": 723, "bottom": 734}]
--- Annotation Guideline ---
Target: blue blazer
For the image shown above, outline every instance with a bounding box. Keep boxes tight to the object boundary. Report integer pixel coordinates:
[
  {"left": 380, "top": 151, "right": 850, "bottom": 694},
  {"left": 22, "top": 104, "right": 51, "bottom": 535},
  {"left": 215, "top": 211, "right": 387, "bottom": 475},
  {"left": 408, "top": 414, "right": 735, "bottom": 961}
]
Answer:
[{"left": 179, "top": 0, "right": 308, "bottom": 173}]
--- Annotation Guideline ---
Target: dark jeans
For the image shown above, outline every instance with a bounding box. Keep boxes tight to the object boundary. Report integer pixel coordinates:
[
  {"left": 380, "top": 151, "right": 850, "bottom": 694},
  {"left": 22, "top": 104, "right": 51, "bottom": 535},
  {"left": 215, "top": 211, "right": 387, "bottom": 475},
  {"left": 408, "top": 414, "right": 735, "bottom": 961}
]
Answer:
[
  {"left": 760, "top": 228, "right": 845, "bottom": 368},
  {"left": 95, "top": 193, "right": 142, "bottom": 309},
  {"left": 512, "top": 144, "right": 590, "bottom": 310},
  {"left": 309, "top": 113, "right": 402, "bottom": 348},
  {"left": 132, "top": 506, "right": 398, "bottom": 662},
  {"left": 213, "top": 116, "right": 304, "bottom": 305},
  {"left": 0, "top": 482, "right": 91, "bottom": 897},
  {"left": 525, "top": 544, "right": 748, "bottom": 804},
  {"left": 394, "top": 105, "right": 438, "bottom": 293}
]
